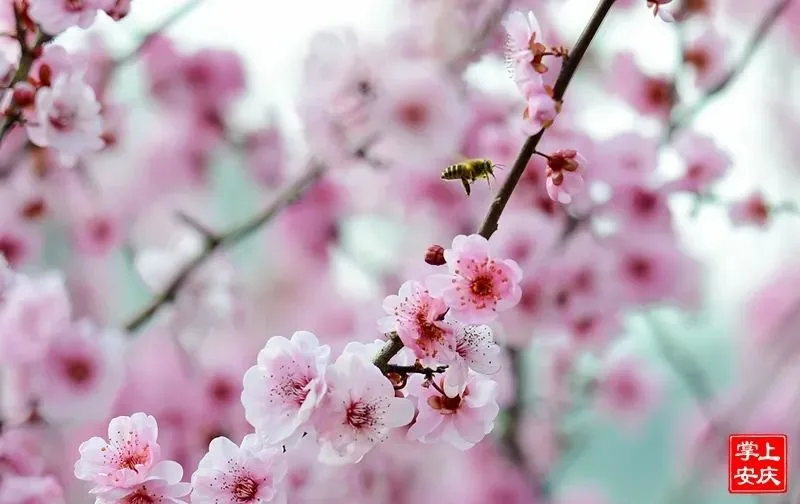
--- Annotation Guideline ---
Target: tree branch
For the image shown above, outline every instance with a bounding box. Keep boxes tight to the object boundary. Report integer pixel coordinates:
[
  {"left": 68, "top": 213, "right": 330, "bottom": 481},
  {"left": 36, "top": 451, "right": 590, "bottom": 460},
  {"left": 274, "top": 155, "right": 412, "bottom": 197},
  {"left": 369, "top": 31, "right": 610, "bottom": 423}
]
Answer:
[
  {"left": 666, "top": 0, "right": 791, "bottom": 137},
  {"left": 122, "top": 161, "right": 327, "bottom": 333}
]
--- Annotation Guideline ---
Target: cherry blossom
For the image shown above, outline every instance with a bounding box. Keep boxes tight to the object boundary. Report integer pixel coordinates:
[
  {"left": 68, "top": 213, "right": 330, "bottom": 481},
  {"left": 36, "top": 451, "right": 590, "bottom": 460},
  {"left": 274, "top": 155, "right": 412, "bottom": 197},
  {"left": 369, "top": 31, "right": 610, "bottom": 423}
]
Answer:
[
  {"left": 74, "top": 412, "right": 172, "bottom": 490},
  {"left": 683, "top": 28, "right": 728, "bottom": 90},
  {"left": 593, "top": 354, "right": 664, "bottom": 430},
  {"left": 441, "top": 320, "right": 502, "bottom": 395},
  {"left": 545, "top": 149, "right": 587, "bottom": 204},
  {"left": 316, "top": 351, "right": 414, "bottom": 464},
  {"left": 94, "top": 461, "right": 191, "bottom": 504},
  {"left": 670, "top": 132, "right": 731, "bottom": 193},
  {"left": 241, "top": 331, "right": 331, "bottom": 447},
  {"left": 503, "top": 10, "right": 542, "bottom": 69},
  {"left": 407, "top": 369, "right": 499, "bottom": 450},
  {"left": 729, "top": 192, "right": 771, "bottom": 227},
  {"left": 427, "top": 234, "right": 523, "bottom": 324},
  {"left": 191, "top": 435, "right": 287, "bottom": 504},
  {"left": 378, "top": 280, "right": 455, "bottom": 362},
  {"left": 28, "top": 0, "right": 113, "bottom": 35},
  {"left": 26, "top": 72, "right": 104, "bottom": 167},
  {"left": 0, "top": 272, "right": 71, "bottom": 364},
  {"left": 0, "top": 474, "right": 65, "bottom": 504},
  {"left": 29, "top": 320, "right": 125, "bottom": 423}
]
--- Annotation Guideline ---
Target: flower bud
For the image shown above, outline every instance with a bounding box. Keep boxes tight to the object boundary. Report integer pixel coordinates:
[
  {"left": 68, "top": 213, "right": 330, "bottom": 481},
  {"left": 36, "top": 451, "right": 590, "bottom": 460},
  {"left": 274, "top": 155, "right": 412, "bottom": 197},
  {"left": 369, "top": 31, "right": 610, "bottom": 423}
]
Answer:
[
  {"left": 11, "top": 82, "right": 35, "bottom": 108},
  {"left": 424, "top": 244, "right": 446, "bottom": 266}
]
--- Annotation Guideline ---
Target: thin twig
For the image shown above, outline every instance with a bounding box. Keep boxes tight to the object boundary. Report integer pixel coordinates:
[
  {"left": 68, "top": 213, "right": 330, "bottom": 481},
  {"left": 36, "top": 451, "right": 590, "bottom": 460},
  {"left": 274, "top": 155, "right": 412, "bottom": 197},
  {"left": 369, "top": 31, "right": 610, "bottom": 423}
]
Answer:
[
  {"left": 110, "top": 0, "right": 207, "bottom": 70},
  {"left": 122, "top": 162, "right": 326, "bottom": 333},
  {"left": 666, "top": 0, "right": 792, "bottom": 137}
]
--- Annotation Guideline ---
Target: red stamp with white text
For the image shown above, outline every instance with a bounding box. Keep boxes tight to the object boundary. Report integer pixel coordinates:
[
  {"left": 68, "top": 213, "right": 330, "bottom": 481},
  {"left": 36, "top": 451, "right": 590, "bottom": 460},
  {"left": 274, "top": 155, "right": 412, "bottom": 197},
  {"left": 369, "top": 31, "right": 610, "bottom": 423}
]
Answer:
[{"left": 728, "top": 434, "right": 788, "bottom": 494}]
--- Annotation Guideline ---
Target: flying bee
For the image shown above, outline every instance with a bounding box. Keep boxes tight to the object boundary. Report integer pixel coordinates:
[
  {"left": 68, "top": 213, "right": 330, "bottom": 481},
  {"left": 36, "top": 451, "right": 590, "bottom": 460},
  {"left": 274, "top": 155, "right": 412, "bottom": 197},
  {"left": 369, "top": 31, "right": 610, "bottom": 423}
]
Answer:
[{"left": 441, "top": 158, "right": 503, "bottom": 196}]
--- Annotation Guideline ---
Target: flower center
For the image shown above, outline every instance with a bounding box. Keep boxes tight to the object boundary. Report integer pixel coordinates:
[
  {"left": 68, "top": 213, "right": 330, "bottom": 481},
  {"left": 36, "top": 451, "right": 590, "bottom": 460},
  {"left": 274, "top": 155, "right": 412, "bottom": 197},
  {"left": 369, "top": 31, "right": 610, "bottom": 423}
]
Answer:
[
  {"left": 232, "top": 476, "right": 260, "bottom": 502},
  {"left": 684, "top": 48, "right": 709, "bottom": 73},
  {"left": 346, "top": 401, "right": 373, "bottom": 428},
  {"left": 0, "top": 235, "right": 22, "bottom": 266},
  {"left": 124, "top": 490, "right": 153, "bottom": 504},
  {"left": 632, "top": 189, "right": 658, "bottom": 215},
  {"left": 396, "top": 102, "right": 428, "bottom": 130},
  {"left": 65, "top": 0, "right": 85, "bottom": 12},
  {"left": 48, "top": 103, "right": 77, "bottom": 132},
  {"left": 279, "top": 376, "right": 311, "bottom": 407},
  {"left": 120, "top": 449, "right": 149, "bottom": 470},
  {"left": 470, "top": 275, "right": 494, "bottom": 297},
  {"left": 20, "top": 198, "right": 47, "bottom": 220},
  {"left": 644, "top": 78, "right": 672, "bottom": 107},
  {"left": 208, "top": 378, "right": 235, "bottom": 404},
  {"left": 64, "top": 357, "right": 93, "bottom": 385},
  {"left": 89, "top": 218, "right": 112, "bottom": 242},
  {"left": 626, "top": 256, "right": 652, "bottom": 280}
]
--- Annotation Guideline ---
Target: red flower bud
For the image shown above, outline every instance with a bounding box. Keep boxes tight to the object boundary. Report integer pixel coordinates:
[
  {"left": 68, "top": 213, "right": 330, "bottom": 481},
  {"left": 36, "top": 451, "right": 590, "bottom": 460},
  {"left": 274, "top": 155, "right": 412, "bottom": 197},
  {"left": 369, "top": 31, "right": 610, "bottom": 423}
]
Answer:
[{"left": 424, "top": 244, "right": 446, "bottom": 266}]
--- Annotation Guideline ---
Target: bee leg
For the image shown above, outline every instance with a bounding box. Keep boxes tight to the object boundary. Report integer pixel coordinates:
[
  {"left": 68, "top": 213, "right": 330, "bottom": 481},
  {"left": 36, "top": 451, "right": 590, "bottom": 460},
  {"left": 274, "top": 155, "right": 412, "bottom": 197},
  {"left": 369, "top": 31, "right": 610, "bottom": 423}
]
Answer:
[{"left": 461, "top": 178, "right": 471, "bottom": 196}]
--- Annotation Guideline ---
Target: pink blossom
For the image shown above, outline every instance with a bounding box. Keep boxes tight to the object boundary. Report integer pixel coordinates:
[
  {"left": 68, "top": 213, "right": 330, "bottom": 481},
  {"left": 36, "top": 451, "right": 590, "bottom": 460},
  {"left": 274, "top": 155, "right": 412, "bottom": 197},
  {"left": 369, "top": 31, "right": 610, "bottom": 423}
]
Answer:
[
  {"left": 27, "top": 0, "right": 113, "bottom": 35},
  {"left": 244, "top": 126, "right": 286, "bottom": 188},
  {"left": 29, "top": 320, "right": 124, "bottom": 423},
  {"left": 441, "top": 320, "right": 502, "bottom": 396},
  {"left": 564, "top": 302, "right": 623, "bottom": 351},
  {"left": 406, "top": 370, "right": 499, "bottom": 450},
  {"left": 502, "top": 10, "right": 542, "bottom": 67},
  {"left": 371, "top": 58, "right": 466, "bottom": 165},
  {"left": 610, "top": 53, "right": 674, "bottom": 120},
  {"left": 0, "top": 475, "right": 65, "bottom": 504},
  {"left": 684, "top": 28, "right": 727, "bottom": 90},
  {"left": 74, "top": 412, "right": 170, "bottom": 489},
  {"left": 94, "top": 461, "right": 191, "bottom": 504},
  {"left": 669, "top": 132, "right": 731, "bottom": 193},
  {"left": 648, "top": 0, "right": 675, "bottom": 21},
  {"left": 70, "top": 210, "right": 122, "bottom": 257},
  {"left": 545, "top": 149, "right": 587, "bottom": 204},
  {"left": 610, "top": 234, "right": 698, "bottom": 308},
  {"left": 0, "top": 216, "right": 42, "bottom": 269},
  {"left": 191, "top": 435, "right": 287, "bottom": 504},
  {"left": 729, "top": 192, "right": 770, "bottom": 227},
  {"left": 0, "top": 272, "right": 71, "bottom": 364},
  {"left": 316, "top": 352, "right": 414, "bottom": 464},
  {"left": 30, "top": 45, "right": 79, "bottom": 86},
  {"left": 593, "top": 132, "right": 659, "bottom": 186},
  {"left": 604, "top": 182, "right": 673, "bottom": 233},
  {"left": 593, "top": 354, "right": 664, "bottom": 430},
  {"left": 0, "top": 427, "right": 46, "bottom": 476},
  {"left": 27, "top": 72, "right": 104, "bottom": 167},
  {"left": 426, "top": 234, "right": 523, "bottom": 324},
  {"left": 241, "top": 331, "right": 331, "bottom": 447},
  {"left": 521, "top": 86, "right": 559, "bottom": 134},
  {"left": 104, "top": 0, "right": 131, "bottom": 20},
  {"left": 378, "top": 280, "right": 455, "bottom": 362}
]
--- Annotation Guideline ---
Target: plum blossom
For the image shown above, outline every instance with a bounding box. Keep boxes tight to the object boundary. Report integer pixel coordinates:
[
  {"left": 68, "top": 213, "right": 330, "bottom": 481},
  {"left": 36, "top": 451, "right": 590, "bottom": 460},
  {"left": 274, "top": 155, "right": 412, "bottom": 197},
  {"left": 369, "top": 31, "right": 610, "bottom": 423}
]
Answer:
[
  {"left": 26, "top": 72, "right": 104, "bottom": 167},
  {"left": 94, "top": 461, "right": 191, "bottom": 504},
  {"left": 593, "top": 354, "right": 664, "bottom": 430},
  {"left": 316, "top": 351, "right": 414, "bottom": 465},
  {"left": 594, "top": 132, "right": 659, "bottom": 186},
  {"left": 683, "top": 28, "right": 728, "bottom": 90},
  {"left": 610, "top": 53, "right": 674, "bottom": 120},
  {"left": 545, "top": 149, "right": 587, "bottom": 204},
  {"left": 74, "top": 413, "right": 173, "bottom": 490},
  {"left": 441, "top": 320, "right": 502, "bottom": 396},
  {"left": 670, "top": 132, "right": 731, "bottom": 193},
  {"left": 378, "top": 280, "right": 455, "bottom": 362},
  {"left": 407, "top": 369, "right": 499, "bottom": 450},
  {"left": 427, "top": 234, "right": 523, "bottom": 324},
  {"left": 503, "top": 10, "right": 542, "bottom": 69},
  {"left": 29, "top": 320, "right": 125, "bottom": 423},
  {"left": 28, "top": 0, "right": 113, "bottom": 35},
  {"left": 0, "top": 475, "right": 65, "bottom": 504},
  {"left": 241, "top": 331, "right": 330, "bottom": 447},
  {"left": 191, "top": 435, "right": 287, "bottom": 504},
  {"left": 729, "top": 192, "right": 771, "bottom": 227},
  {"left": 522, "top": 87, "right": 559, "bottom": 134},
  {"left": 370, "top": 58, "right": 466, "bottom": 165},
  {"left": 0, "top": 272, "right": 71, "bottom": 364}
]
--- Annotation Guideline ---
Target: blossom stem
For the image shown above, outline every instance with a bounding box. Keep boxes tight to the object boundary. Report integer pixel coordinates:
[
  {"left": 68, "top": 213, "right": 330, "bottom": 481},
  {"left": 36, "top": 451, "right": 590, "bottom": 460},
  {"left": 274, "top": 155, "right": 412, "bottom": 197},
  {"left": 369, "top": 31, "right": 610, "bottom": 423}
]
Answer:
[
  {"left": 665, "top": 0, "right": 792, "bottom": 138},
  {"left": 476, "top": 0, "right": 617, "bottom": 240},
  {"left": 121, "top": 161, "right": 327, "bottom": 333}
]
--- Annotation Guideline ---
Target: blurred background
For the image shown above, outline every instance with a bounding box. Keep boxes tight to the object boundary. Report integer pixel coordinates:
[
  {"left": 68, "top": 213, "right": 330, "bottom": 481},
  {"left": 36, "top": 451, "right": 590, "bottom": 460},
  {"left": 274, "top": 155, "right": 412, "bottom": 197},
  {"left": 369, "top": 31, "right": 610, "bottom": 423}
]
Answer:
[{"left": 3, "top": 0, "right": 800, "bottom": 503}]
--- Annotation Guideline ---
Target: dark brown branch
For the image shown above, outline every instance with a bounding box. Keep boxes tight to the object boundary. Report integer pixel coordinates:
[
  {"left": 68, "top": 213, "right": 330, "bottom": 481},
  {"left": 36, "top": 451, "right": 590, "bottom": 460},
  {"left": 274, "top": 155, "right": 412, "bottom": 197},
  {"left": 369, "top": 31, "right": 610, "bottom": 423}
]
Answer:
[
  {"left": 478, "top": 0, "right": 617, "bottom": 239},
  {"left": 122, "top": 162, "right": 326, "bottom": 333},
  {"left": 385, "top": 363, "right": 448, "bottom": 377},
  {"left": 372, "top": 332, "right": 404, "bottom": 373},
  {"left": 666, "top": 0, "right": 791, "bottom": 137}
]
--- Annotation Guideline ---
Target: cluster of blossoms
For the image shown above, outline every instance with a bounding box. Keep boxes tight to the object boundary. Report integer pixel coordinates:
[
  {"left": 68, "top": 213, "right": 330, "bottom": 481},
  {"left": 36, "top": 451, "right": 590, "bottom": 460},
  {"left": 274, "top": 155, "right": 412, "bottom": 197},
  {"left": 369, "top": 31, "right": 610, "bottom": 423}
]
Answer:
[{"left": 0, "top": 0, "right": 795, "bottom": 503}]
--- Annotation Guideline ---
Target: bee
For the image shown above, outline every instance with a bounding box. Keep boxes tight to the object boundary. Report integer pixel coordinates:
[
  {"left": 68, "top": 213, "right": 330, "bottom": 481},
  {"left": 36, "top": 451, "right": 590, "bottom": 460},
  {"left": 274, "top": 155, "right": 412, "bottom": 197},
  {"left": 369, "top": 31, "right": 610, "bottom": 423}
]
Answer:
[{"left": 441, "top": 158, "right": 502, "bottom": 196}]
